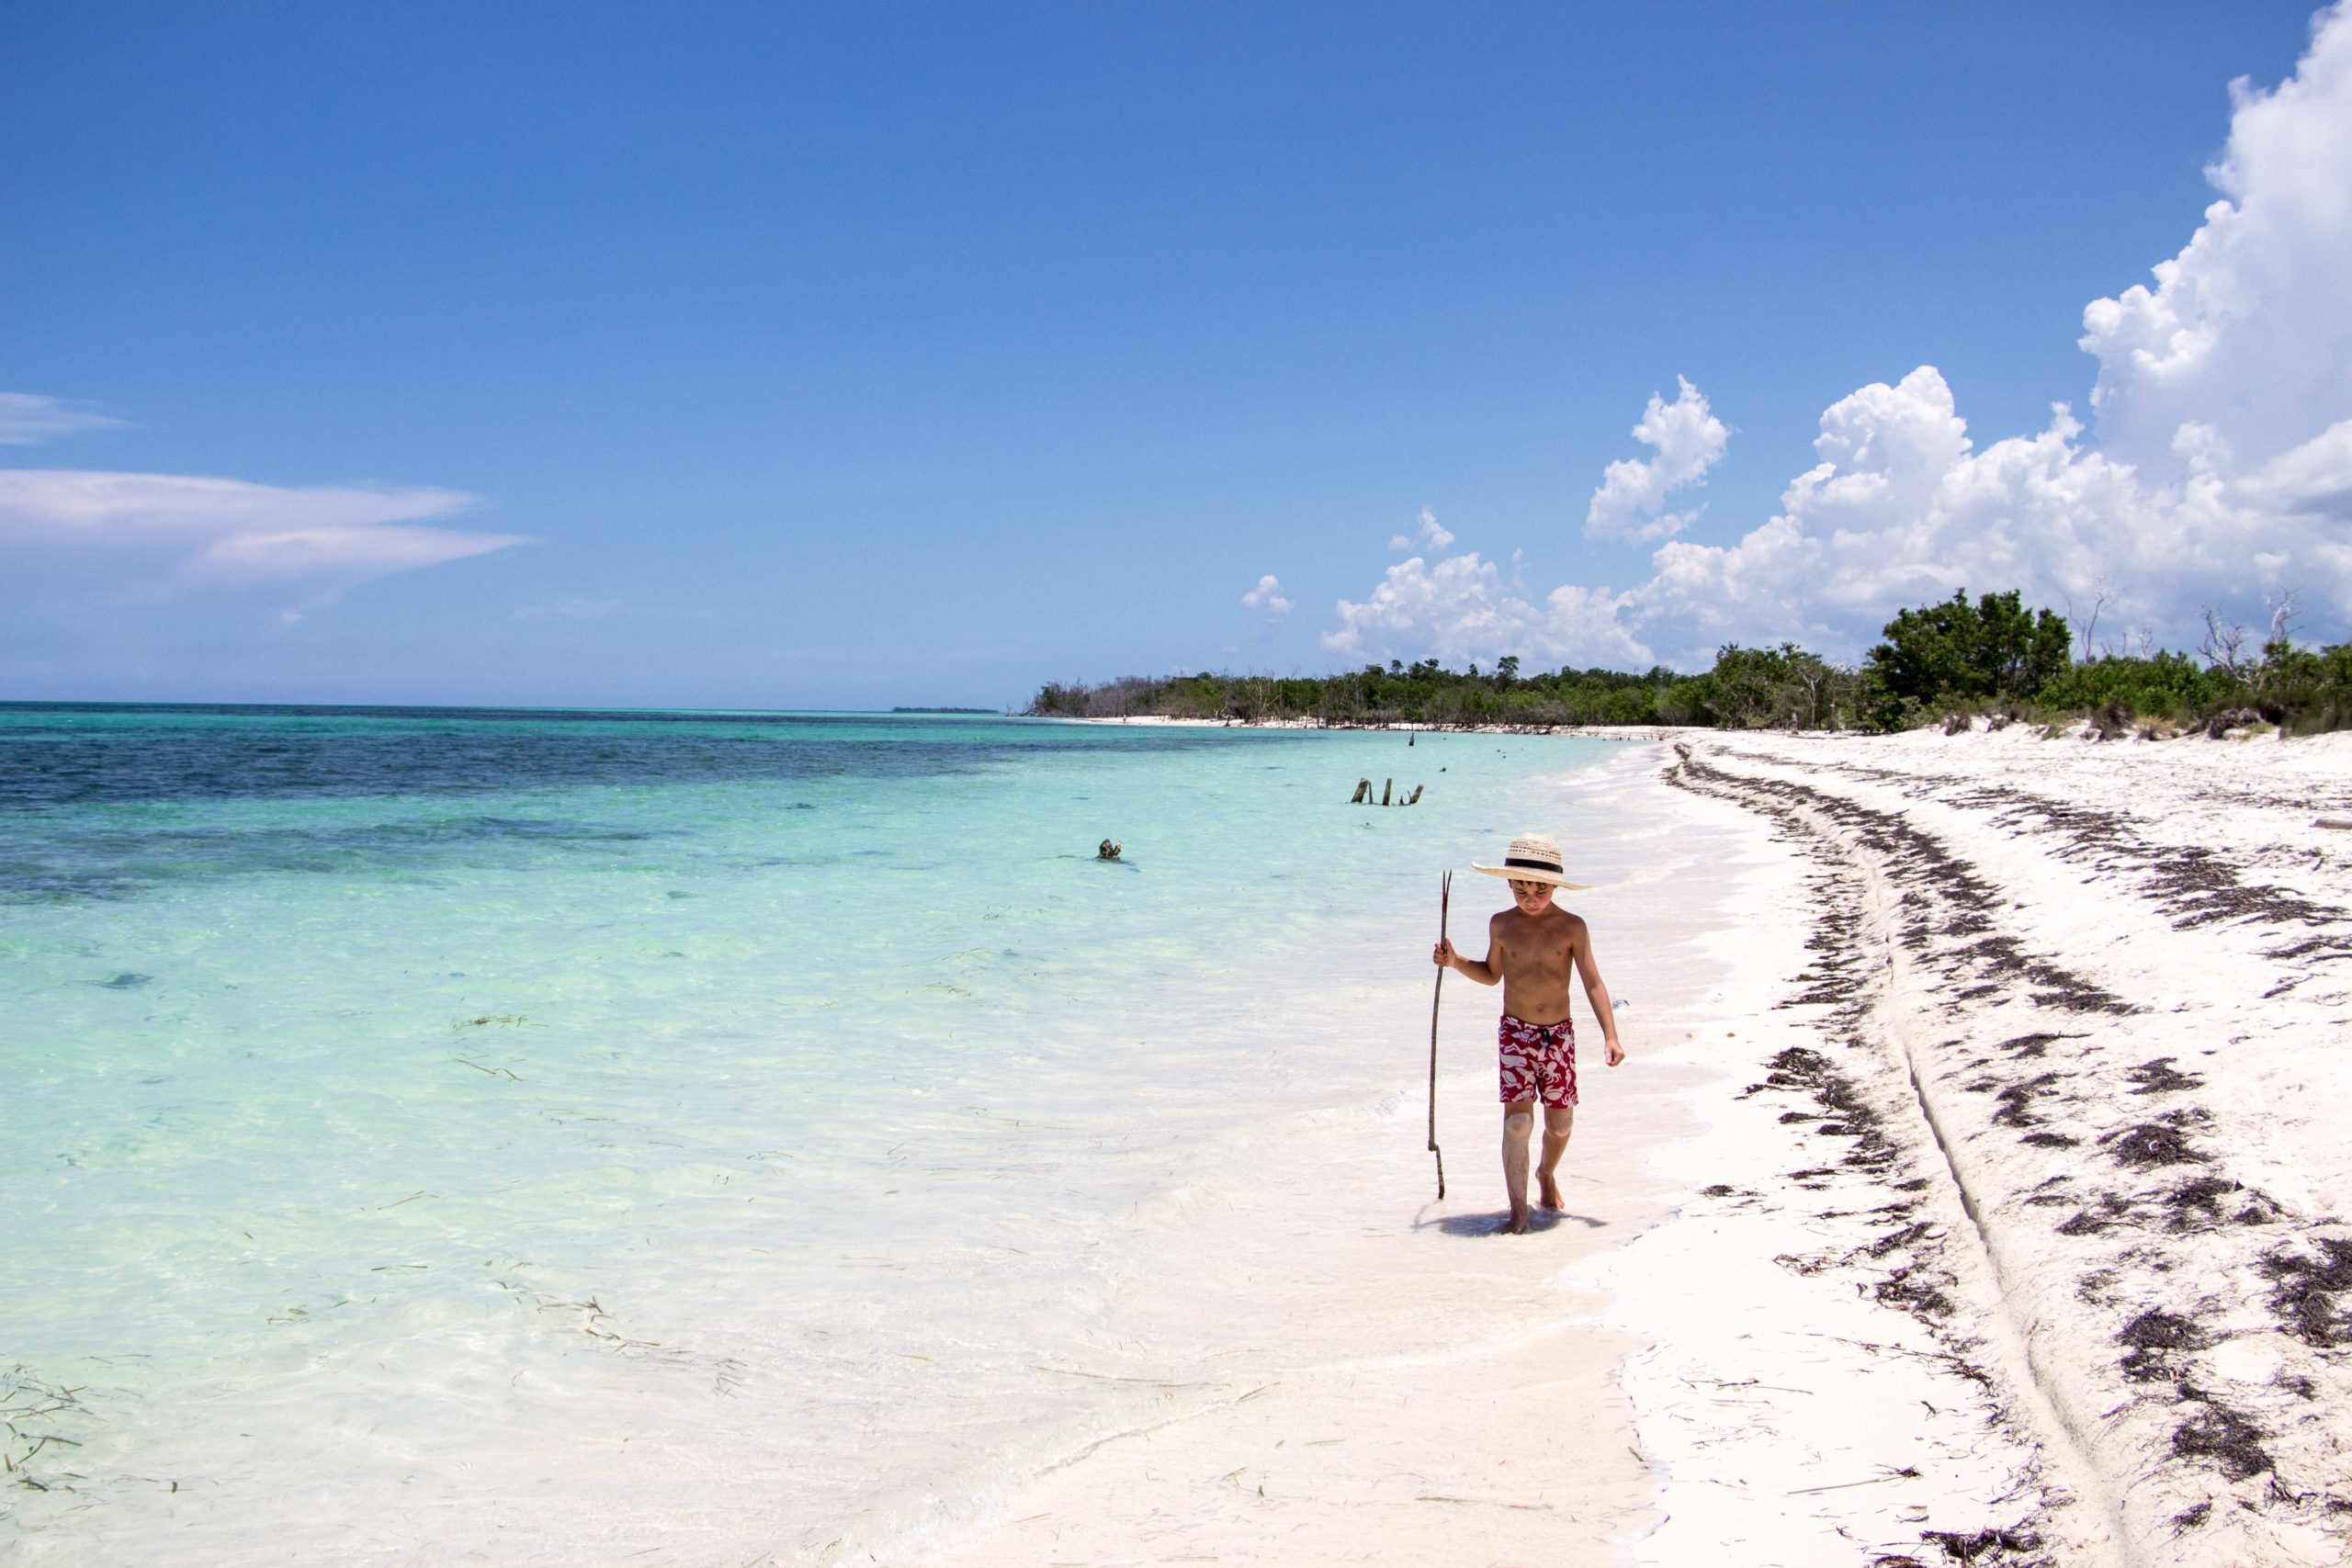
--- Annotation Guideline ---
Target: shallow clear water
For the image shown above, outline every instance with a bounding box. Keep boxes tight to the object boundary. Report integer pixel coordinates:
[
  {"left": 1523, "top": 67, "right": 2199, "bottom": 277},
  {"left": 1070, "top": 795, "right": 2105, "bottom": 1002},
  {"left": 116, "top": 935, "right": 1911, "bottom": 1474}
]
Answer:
[{"left": 1, "top": 705, "right": 1623, "bottom": 1562}]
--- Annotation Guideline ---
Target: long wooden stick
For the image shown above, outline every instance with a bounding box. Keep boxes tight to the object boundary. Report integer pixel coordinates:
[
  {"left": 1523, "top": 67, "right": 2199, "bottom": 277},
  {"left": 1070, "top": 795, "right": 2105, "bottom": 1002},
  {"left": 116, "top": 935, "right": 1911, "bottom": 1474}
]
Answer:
[{"left": 1428, "top": 870, "right": 1450, "bottom": 1199}]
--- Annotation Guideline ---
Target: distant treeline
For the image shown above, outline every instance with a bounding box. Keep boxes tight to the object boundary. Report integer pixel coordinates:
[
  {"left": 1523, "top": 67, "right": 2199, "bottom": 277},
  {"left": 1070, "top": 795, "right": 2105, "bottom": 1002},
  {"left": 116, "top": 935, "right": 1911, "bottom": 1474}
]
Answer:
[{"left": 1031, "top": 591, "right": 2352, "bottom": 735}]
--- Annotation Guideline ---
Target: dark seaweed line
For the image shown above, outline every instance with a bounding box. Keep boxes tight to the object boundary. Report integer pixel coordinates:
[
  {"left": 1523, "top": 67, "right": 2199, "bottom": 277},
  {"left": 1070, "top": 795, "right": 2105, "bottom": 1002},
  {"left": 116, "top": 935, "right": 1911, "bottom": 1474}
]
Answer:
[
  {"left": 1796, "top": 750, "right": 2352, "bottom": 963},
  {"left": 1698, "top": 750, "right": 2133, "bottom": 1017},
  {"left": 1922, "top": 777, "right": 2352, "bottom": 960},
  {"left": 1668, "top": 746, "right": 2075, "bottom": 1566},
  {"left": 1678, "top": 743, "right": 2352, "bottom": 1540}
]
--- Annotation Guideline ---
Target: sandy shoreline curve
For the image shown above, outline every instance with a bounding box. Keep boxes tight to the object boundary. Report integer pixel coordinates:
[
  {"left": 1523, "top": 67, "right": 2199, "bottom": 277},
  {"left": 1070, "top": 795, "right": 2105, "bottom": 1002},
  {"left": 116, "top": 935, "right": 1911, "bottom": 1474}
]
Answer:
[
  {"left": 969, "top": 719, "right": 2352, "bottom": 1568},
  {"left": 917, "top": 742, "right": 1733, "bottom": 1566}
]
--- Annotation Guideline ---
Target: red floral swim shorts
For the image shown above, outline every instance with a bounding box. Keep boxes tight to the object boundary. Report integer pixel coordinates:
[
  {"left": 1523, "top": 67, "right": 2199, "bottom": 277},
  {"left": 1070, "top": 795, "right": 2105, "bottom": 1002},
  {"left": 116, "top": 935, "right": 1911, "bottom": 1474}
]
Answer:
[{"left": 1498, "top": 1014, "right": 1577, "bottom": 1108}]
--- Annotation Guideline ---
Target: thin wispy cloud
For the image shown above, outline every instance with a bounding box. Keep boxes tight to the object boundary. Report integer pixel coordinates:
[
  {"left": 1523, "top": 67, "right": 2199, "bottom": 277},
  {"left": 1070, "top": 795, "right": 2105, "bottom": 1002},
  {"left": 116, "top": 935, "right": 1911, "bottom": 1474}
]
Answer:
[
  {"left": 514, "top": 597, "right": 623, "bottom": 621},
  {"left": 0, "top": 468, "right": 526, "bottom": 597},
  {"left": 1325, "top": 0, "right": 2352, "bottom": 668},
  {"left": 0, "top": 391, "right": 130, "bottom": 446}
]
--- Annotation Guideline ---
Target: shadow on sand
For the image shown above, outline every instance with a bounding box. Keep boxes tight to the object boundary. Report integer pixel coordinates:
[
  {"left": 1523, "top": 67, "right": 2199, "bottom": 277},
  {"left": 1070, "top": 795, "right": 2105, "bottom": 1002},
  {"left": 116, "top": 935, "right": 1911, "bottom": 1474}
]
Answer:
[{"left": 1421, "top": 1209, "right": 1610, "bottom": 1237}]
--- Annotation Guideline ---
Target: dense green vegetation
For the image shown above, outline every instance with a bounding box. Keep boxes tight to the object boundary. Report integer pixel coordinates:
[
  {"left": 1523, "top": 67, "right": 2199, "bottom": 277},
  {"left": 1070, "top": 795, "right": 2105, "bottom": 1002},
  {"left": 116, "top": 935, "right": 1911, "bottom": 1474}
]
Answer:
[
  {"left": 1032, "top": 660, "right": 1693, "bottom": 727},
  {"left": 1031, "top": 589, "right": 2352, "bottom": 735},
  {"left": 2041, "top": 637, "right": 2352, "bottom": 736},
  {"left": 1861, "top": 591, "right": 2070, "bottom": 727}
]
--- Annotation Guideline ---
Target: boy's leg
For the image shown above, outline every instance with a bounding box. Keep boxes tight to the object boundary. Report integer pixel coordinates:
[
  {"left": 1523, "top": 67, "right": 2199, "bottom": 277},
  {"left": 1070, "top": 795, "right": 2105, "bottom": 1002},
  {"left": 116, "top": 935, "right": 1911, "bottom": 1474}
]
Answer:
[
  {"left": 1501, "top": 1100, "right": 1535, "bottom": 1234},
  {"left": 1536, "top": 1107, "right": 1575, "bottom": 1210}
]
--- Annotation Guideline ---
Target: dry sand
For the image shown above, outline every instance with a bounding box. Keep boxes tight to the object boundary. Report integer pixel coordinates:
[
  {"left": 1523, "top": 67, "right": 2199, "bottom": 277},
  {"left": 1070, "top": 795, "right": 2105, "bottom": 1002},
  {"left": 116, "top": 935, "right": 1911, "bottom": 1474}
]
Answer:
[
  {"left": 942, "top": 723, "right": 2351, "bottom": 1567},
  {"left": 1656, "top": 725, "right": 2352, "bottom": 1567}
]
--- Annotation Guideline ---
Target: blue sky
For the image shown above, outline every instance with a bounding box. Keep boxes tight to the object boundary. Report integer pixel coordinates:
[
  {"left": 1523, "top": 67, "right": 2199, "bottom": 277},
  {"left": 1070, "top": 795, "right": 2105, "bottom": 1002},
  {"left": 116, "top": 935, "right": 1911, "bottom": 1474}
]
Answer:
[{"left": 5, "top": 1, "right": 2345, "bottom": 707}]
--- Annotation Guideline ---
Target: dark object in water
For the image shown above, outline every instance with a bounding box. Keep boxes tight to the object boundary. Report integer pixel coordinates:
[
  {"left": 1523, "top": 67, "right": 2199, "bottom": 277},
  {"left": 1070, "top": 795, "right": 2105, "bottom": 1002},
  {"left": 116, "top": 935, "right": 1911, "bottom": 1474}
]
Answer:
[
  {"left": 99, "top": 972, "right": 153, "bottom": 988},
  {"left": 1096, "top": 839, "right": 1123, "bottom": 862},
  {"left": 1351, "top": 777, "right": 1425, "bottom": 807}
]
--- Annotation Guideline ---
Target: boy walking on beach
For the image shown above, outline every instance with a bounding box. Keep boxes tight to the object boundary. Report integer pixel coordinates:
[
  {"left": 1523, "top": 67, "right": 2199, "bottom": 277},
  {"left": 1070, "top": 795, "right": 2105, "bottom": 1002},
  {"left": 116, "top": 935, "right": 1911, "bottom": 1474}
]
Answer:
[{"left": 1432, "top": 833, "right": 1626, "bottom": 1234}]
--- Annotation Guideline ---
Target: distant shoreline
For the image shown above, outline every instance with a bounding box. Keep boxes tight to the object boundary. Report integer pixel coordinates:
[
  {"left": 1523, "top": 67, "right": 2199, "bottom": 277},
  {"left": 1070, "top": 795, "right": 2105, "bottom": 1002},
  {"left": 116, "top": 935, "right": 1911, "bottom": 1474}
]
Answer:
[
  {"left": 1067, "top": 710, "right": 2340, "bottom": 749},
  {"left": 1063, "top": 712, "right": 1699, "bottom": 740}
]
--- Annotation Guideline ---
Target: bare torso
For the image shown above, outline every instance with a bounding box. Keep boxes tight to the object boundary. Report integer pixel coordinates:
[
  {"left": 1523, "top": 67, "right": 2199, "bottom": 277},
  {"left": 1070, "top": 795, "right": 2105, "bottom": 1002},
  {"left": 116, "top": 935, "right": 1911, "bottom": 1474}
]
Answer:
[{"left": 1488, "top": 903, "right": 1582, "bottom": 1025}]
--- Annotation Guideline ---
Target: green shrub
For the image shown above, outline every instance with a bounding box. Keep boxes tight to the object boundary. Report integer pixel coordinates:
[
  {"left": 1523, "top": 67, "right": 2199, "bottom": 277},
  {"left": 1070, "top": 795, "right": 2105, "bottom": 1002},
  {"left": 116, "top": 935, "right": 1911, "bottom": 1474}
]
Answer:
[
  {"left": 1864, "top": 590, "right": 2069, "bottom": 725},
  {"left": 2033, "top": 652, "right": 2225, "bottom": 719}
]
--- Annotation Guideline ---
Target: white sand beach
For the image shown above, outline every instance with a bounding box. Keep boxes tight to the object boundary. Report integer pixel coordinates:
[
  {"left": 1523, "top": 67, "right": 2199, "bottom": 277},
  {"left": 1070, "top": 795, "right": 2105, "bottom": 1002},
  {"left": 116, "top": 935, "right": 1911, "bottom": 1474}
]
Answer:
[
  {"left": 1649, "top": 726, "right": 2352, "bottom": 1568},
  {"left": 948, "top": 724, "right": 2352, "bottom": 1568}
]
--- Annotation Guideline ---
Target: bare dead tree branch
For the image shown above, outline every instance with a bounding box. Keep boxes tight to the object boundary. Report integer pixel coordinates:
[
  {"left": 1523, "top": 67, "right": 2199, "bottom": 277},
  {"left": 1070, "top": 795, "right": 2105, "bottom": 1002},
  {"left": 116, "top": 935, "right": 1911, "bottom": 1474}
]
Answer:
[
  {"left": 2066, "top": 583, "right": 2115, "bottom": 663},
  {"left": 2265, "top": 588, "right": 2300, "bottom": 649},
  {"left": 2199, "top": 607, "right": 2249, "bottom": 675}
]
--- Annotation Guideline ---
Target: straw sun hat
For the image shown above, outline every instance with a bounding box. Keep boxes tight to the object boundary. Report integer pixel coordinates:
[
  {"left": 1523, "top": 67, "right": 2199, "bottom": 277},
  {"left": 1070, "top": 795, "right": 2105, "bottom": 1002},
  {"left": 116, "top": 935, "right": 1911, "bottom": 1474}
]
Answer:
[{"left": 1470, "top": 831, "right": 1590, "bottom": 890}]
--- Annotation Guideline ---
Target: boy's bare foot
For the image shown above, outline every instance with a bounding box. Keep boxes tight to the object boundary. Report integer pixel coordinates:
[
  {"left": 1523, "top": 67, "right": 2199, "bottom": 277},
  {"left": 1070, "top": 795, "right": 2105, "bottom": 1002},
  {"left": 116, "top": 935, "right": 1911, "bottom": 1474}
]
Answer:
[
  {"left": 1537, "top": 1172, "right": 1564, "bottom": 1211},
  {"left": 1505, "top": 1206, "right": 1532, "bottom": 1235}
]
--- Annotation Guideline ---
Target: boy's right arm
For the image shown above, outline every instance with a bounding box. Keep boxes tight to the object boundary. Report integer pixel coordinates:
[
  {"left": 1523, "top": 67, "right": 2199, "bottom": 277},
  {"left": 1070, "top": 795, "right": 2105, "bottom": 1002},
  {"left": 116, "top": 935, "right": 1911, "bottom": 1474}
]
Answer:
[{"left": 1432, "top": 915, "right": 1502, "bottom": 986}]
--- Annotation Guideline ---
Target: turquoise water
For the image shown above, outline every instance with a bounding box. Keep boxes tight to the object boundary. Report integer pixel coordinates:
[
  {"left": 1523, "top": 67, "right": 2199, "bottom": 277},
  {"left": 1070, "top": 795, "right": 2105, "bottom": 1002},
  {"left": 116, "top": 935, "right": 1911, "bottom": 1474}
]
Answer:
[{"left": 1, "top": 705, "right": 1622, "bottom": 1562}]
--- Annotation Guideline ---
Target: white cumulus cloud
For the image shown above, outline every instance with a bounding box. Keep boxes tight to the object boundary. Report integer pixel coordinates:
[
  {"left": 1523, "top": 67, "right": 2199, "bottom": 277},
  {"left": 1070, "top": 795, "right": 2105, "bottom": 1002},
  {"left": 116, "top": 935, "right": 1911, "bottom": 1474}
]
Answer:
[
  {"left": 2081, "top": 6, "right": 2352, "bottom": 480},
  {"left": 1321, "top": 1, "right": 2352, "bottom": 667},
  {"left": 0, "top": 391, "right": 129, "bottom": 446},
  {"left": 1630, "top": 3, "right": 2352, "bottom": 658},
  {"left": 1389, "top": 506, "right": 1455, "bottom": 552},
  {"left": 1584, "top": 376, "right": 1730, "bottom": 542},
  {"left": 1324, "top": 550, "right": 1649, "bottom": 669},
  {"left": 1632, "top": 371, "right": 2171, "bottom": 649},
  {"left": 1240, "top": 573, "right": 1292, "bottom": 615}
]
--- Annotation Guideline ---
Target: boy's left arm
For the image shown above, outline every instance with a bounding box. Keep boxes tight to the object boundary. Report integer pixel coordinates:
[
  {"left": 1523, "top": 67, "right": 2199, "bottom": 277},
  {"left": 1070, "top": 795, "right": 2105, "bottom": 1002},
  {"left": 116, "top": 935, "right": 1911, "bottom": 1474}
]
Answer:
[{"left": 1570, "top": 919, "right": 1627, "bottom": 1066}]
